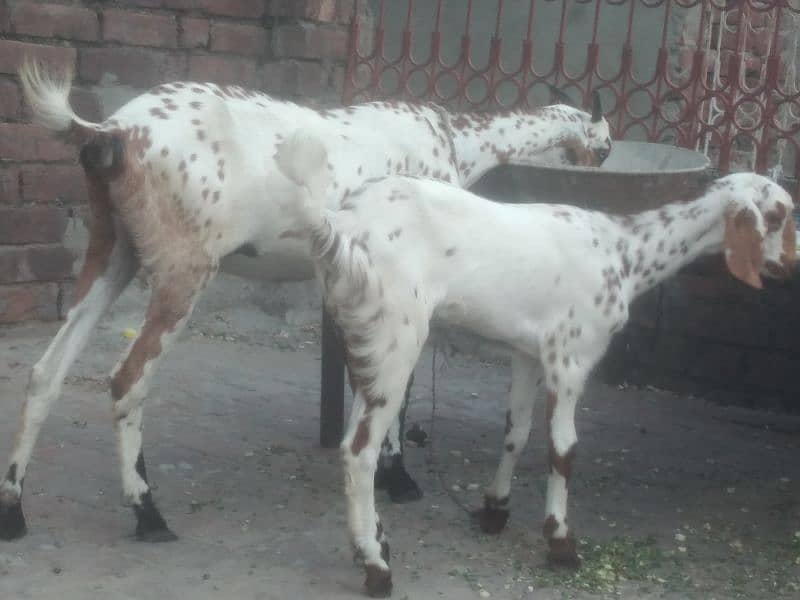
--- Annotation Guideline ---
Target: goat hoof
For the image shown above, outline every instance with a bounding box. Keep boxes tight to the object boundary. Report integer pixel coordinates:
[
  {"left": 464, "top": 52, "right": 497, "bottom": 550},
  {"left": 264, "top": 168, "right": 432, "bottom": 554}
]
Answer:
[
  {"left": 133, "top": 493, "right": 177, "bottom": 542},
  {"left": 0, "top": 501, "right": 27, "bottom": 541},
  {"left": 388, "top": 480, "right": 422, "bottom": 504},
  {"left": 380, "top": 458, "right": 423, "bottom": 504},
  {"left": 546, "top": 537, "right": 581, "bottom": 570},
  {"left": 364, "top": 564, "right": 392, "bottom": 598},
  {"left": 476, "top": 506, "right": 510, "bottom": 535}
]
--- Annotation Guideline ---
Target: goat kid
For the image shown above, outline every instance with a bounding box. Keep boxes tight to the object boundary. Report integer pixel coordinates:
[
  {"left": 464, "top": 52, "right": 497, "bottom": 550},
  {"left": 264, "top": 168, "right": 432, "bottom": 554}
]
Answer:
[
  {"left": 0, "top": 62, "right": 611, "bottom": 542},
  {"left": 275, "top": 132, "right": 796, "bottom": 597}
]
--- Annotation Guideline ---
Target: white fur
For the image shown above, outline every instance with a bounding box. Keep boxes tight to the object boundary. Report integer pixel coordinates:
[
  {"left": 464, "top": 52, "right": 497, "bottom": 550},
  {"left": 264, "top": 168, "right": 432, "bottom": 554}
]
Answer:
[{"left": 277, "top": 134, "right": 796, "bottom": 588}]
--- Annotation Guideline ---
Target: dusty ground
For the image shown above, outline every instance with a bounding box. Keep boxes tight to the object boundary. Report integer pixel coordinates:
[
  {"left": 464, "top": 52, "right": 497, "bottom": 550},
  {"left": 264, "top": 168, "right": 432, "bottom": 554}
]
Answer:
[{"left": 1, "top": 274, "right": 799, "bottom": 600}]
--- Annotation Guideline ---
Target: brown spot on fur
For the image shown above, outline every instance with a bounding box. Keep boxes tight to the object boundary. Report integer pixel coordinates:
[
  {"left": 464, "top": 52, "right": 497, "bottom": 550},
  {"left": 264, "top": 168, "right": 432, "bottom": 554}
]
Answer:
[
  {"left": 189, "top": 101, "right": 202, "bottom": 109},
  {"left": 196, "top": 130, "right": 206, "bottom": 141},
  {"left": 445, "top": 247, "right": 456, "bottom": 256},
  {"left": 543, "top": 514, "right": 559, "bottom": 539},
  {"left": 560, "top": 136, "right": 596, "bottom": 166},
  {"left": 549, "top": 443, "right": 576, "bottom": 480},
  {"left": 71, "top": 169, "right": 119, "bottom": 306},
  {"left": 111, "top": 284, "right": 196, "bottom": 403},
  {"left": 350, "top": 418, "right": 370, "bottom": 455}
]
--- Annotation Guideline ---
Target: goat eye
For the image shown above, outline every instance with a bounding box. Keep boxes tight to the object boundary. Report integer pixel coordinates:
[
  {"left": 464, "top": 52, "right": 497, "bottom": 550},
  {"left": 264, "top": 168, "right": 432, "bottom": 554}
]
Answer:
[{"left": 597, "top": 148, "right": 609, "bottom": 161}]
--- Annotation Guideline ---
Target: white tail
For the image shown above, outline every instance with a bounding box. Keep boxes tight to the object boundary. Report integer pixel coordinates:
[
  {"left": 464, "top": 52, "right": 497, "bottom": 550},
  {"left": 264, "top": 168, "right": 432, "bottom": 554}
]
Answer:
[
  {"left": 274, "top": 131, "right": 332, "bottom": 234},
  {"left": 19, "top": 60, "right": 98, "bottom": 134}
]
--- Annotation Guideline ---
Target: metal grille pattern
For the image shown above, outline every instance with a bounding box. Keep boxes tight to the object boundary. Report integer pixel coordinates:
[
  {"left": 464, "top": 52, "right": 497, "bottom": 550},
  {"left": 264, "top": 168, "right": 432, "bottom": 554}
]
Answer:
[{"left": 343, "top": 0, "right": 800, "bottom": 195}]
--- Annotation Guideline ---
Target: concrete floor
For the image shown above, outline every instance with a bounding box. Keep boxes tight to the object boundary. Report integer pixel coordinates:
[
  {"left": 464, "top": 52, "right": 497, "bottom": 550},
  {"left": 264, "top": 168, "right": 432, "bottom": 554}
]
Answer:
[{"left": 1, "top": 274, "right": 799, "bottom": 600}]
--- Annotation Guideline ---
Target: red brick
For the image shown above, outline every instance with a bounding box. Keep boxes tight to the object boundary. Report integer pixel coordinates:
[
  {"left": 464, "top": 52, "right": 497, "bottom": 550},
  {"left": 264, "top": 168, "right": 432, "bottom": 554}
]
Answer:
[
  {"left": 103, "top": 9, "right": 178, "bottom": 48},
  {"left": 270, "top": 0, "right": 353, "bottom": 23},
  {"left": 79, "top": 47, "right": 186, "bottom": 88},
  {"left": 187, "top": 55, "right": 260, "bottom": 88},
  {"left": 10, "top": 3, "right": 98, "bottom": 42},
  {"left": 0, "top": 245, "right": 74, "bottom": 284},
  {"left": 272, "top": 23, "right": 348, "bottom": 60},
  {"left": 0, "top": 282, "right": 61, "bottom": 323},
  {"left": 0, "top": 77, "right": 21, "bottom": 120},
  {"left": 164, "top": 0, "right": 265, "bottom": 18},
  {"left": 180, "top": 17, "right": 210, "bottom": 49},
  {"left": 210, "top": 22, "right": 269, "bottom": 56},
  {"left": 0, "top": 123, "right": 74, "bottom": 162},
  {"left": 0, "top": 206, "right": 68, "bottom": 244},
  {"left": 0, "top": 40, "right": 76, "bottom": 76},
  {"left": 20, "top": 164, "right": 88, "bottom": 205},
  {"left": 0, "top": 166, "right": 21, "bottom": 205},
  {"left": 263, "top": 60, "right": 331, "bottom": 97}
]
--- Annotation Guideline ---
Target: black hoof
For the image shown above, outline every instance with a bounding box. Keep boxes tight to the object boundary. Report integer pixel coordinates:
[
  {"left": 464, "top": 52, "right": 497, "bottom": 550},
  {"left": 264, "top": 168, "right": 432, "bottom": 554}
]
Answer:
[
  {"left": 546, "top": 537, "right": 581, "bottom": 570},
  {"left": 0, "top": 501, "right": 27, "bottom": 541},
  {"left": 475, "top": 506, "right": 510, "bottom": 535},
  {"left": 377, "top": 457, "right": 423, "bottom": 504},
  {"left": 133, "top": 492, "right": 176, "bottom": 542},
  {"left": 364, "top": 564, "right": 392, "bottom": 598}
]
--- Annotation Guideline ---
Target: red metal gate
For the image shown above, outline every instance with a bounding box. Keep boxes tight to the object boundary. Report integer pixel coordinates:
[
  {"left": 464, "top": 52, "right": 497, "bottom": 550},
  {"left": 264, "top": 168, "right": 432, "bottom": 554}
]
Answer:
[{"left": 343, "top": 0, "right": 800, "bottom": 196}]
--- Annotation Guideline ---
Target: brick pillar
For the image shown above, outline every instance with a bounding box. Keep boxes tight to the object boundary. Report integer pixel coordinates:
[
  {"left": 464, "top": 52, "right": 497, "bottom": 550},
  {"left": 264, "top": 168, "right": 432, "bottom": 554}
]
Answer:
[{"left": 0, "top": 0, "right": 354, "bottom": 323}]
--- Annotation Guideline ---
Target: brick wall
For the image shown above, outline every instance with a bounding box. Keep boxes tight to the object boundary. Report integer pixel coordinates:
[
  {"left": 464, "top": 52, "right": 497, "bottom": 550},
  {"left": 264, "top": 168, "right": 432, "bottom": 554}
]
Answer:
[{"left": 0, "top": 0, "right": 353, "bottom": 322}]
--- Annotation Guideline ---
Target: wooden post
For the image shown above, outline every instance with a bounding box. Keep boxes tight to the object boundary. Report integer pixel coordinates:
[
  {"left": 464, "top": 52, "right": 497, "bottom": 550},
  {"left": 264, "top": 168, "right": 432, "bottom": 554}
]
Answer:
[{"left": 320, "top": 305, "right": 346, "bottom": 448}]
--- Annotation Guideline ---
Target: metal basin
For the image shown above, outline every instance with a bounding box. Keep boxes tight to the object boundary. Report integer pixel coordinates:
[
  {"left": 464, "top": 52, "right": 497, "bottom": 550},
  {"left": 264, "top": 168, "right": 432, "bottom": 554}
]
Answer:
[{"left": 471, "top": 140, "right": 712, "bottom": 214}]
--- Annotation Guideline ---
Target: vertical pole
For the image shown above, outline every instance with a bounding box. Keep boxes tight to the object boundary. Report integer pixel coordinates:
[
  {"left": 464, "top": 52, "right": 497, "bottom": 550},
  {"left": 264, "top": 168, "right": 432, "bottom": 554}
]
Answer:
[{"left": 320, "top": 305, "right": 346, "bottom": 448}]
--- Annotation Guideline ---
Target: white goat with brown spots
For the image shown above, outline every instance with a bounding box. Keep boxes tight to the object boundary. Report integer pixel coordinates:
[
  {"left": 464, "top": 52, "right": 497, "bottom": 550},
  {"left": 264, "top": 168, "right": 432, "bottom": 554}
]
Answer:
[
  {"left": 0, "top": 62, "right": 612, "bottom": 543},
  {"left": 275, "top": 131, "right": 796, "bottom": 597}
]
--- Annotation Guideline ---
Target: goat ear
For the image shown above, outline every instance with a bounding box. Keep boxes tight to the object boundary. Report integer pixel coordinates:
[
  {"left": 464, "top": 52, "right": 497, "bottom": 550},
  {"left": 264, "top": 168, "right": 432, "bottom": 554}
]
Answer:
[
  {"left": 591, "top": 90, "right": 603, "bottom": 122},
  {"left": 724, "top": 207, "right": 764, "bottom": 289},
  {"left": 547, "top": 84, "right": 575, "bottom": 108},
  {"left": 782, "top": 209, "right": 797, "bottom": 269}
]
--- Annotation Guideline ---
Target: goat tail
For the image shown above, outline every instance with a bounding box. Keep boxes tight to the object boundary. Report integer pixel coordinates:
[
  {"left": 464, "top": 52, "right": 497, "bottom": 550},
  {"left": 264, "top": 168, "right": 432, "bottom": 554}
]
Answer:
[
  {"left": 274, "top": 130, "right": 333, "bottom": 233},
  {"left": 274, "top": 131, "right": 376, "bottom": 307},
  {"left": 21, "top": 60, "right": 128, "bottom": 175},
  {"left": 19, "top": 59, "right": 100, "bottom": 141}
]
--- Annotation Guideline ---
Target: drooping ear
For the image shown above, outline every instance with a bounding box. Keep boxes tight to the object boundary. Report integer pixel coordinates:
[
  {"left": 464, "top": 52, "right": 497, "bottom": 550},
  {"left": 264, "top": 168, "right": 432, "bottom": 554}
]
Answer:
[
  {"left": 724, "top": 207, "right": 764, "bottom": 289},
  {"left": 782, "top": 209, "right": 797, "bottom": 269},
  {"left": 591, "top": 90, "right": 603, "bottom": 122},
  {"left": 547, "top": 84, "right": 575, "bottom": 108}
]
